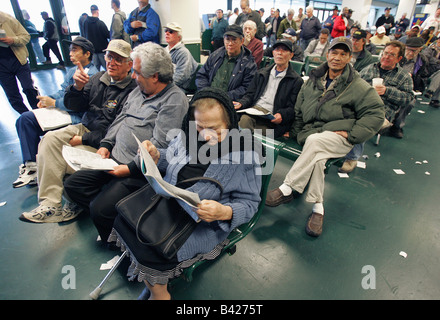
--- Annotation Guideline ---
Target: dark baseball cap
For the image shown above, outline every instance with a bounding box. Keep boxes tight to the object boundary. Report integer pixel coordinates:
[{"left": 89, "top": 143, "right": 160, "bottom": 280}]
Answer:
[
  {"left": 90, "top": 4, "right": 99, "bottom": 11},
  {"left": 282, "top": 28, "right": 297, "bottom": 38},
  {"left": 224, "top": 24, "right": 244, "bottom": 38},
  {"left": 352, "top": 29, "right": 367, "bottom": 40},
  {"left": 329, "top": 36, "right": 353, "bottom": 53},
  {"left": 272, "top": 39, "right": 293, "bottom": 52},
  {"left": 63, "top": 37, "right": 95, "bottom": 53}
]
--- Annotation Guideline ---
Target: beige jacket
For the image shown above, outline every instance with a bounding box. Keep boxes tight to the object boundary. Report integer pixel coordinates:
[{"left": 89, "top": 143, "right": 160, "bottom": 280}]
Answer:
[{"left": 0, "top": 11, "right": 30, "bottom": 65}]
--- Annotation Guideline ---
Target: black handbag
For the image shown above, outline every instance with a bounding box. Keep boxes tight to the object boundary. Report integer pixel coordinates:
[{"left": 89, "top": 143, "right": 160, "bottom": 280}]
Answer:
[{"left": 115, "top": 177, "right": 223, "bottom": 260}]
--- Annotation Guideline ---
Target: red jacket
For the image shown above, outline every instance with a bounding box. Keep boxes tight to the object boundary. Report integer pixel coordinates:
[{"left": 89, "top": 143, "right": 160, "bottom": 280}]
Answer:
[{"left": 331, "top": 15, "right": 347, "bottom": 38}]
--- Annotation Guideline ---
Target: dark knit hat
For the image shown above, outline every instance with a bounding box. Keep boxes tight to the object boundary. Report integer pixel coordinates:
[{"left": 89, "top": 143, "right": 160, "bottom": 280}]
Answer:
[{"left": 187, "top": 87, "right": 238, "bottom": 130}]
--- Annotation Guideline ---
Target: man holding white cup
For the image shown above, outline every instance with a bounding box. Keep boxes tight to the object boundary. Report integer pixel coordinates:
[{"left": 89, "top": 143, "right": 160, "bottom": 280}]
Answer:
[{"left": 359, "top": 40, "right": 414, "bottom": 138}]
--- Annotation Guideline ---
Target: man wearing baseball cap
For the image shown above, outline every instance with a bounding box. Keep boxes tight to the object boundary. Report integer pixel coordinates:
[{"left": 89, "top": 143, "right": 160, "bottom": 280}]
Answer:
[
  {"left": 264, "top": 28, "right": 304, "bottom": 62},
  {"left": 370, "top": 26, "right": 391, "bottom": 45},
  {"left": 266, "top": 36, "right": 384, "bottom": 237},
  {"left": 351, "top": 29, "right": 376, "bottom": 72},
  {"left": 236, "top": 38, "right": 303, "bottom": 137},
  {"left": 163, "top": 22, "right": 198, "bottom": 93},
  {"left": 196, "top": 24, "right": 257, "bottom": 101},
  {"left": 375, "top": 7, "right": 395, "bottom": 36},
  {"left": 14, "top": 36, "right": 99, "bottom": 189},
  {"left": 20, "top": 39, "right": 137, "bottom": 223}
]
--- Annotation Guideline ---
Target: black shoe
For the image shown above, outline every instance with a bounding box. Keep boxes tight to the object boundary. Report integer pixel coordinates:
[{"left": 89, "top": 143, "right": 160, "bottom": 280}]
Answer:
[
  {"left": 424, "top": 90, "right": 434, "bottom": 99},
  {"left": 430, "top": 100, "right": 440, "bottom": 108},
  {"left": 389, "top": 126, "right": 403, "bottom": 139}
]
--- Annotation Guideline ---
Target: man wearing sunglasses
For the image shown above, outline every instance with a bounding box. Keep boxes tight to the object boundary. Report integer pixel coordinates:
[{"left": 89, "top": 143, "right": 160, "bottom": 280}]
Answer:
[{"left": 164, "top": 22, "right": 198, "bottom": 93}]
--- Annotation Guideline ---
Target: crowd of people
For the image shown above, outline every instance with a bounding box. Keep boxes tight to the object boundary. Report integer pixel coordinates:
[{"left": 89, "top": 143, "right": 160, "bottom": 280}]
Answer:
[{"left": 1, "top": 0, "right": 440, "bottom": 300}]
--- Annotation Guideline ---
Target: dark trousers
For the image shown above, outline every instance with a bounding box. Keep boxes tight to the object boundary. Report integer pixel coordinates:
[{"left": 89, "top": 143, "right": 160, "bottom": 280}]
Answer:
[
  {"left": 15, "top": 111, "right": 45, "bottom": 163},
  {"left": 63, "top": 170, "right": 147, "bottom": 242},
  {"left": 0, "top": 55, "right": 38, "bottom": 114},
  {"left": 42, "top": 39, "right": 64, "bottom": 65}
]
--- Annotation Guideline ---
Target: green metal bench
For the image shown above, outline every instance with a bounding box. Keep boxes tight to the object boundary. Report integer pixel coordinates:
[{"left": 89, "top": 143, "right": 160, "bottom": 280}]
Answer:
[{"left": 181, "top": 133, "right": 283, "bottom": 282}]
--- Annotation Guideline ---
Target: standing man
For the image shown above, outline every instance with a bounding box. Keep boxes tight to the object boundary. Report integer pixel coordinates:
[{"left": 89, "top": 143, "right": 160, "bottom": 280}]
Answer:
[
  {"left": 300, "top": 6, "right": 321, "bottom": 51},
  {"left": 235, "top": 0, "right": 266, "bottom": 41},
  {"left": 211, "top": 9, "right": 228, "bottom": 51},
  {"left": 41, "top": 11, "right": 65, "bottom": 70},
  {"left": 84, "top": 5, "right": 110, "bottom": 71},
  {"left": 375, "top": 7, "right": 395, "bottom": 36},
  {"left": 124, "top": 0, "right": 160, "bottom": 47},
  {"left": 268, "top": 9, "right": 282, "bottom": 46},
  {"left": 332, "top": 7, "right": 349, "bottom": 38},
  {"left": 323, "top": 6, "right": 339, "bottom": 35},
  {"left": 265, "top": 37, "right": 384, "bottom": 237},
  {"left": 164, "top": 22, "right": 198, "bottom": 93},
  {"left": 0, "top": 11, "right": 39, "bottom": 114},
  {"left": 277, "top": 9, "right": 297, "bottom": 39},
  {"left": 110, "top": 0, "right": 130, "bottom": 43}
]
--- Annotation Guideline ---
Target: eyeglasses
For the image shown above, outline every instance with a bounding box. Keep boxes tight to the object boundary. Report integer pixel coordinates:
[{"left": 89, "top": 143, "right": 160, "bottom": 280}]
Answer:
[
  {"left": 104, "top": 53, "right": 128, "bottom": 66},
  {"left": 164, "top": 28, "right": 176, "bottom": 34}
]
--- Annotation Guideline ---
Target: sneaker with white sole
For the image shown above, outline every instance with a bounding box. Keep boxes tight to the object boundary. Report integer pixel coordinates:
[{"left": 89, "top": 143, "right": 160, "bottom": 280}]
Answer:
[
  {"left": 19, "top": 205, "right": 63, "bottom": 223},
  {"left": 13, "top": 163, "right": 37, "bottom": 188},
  {"left": 62, "top": 201, "right": 83, "bottom": 222}
]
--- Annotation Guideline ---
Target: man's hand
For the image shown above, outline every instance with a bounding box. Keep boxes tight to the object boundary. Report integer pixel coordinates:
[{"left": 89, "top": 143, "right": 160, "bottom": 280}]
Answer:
[
  {"left": 233, "top": 101, "right": 242, "bottom": 110},
  {"left": 271, "top": 113, "right": 282, "bottom": 124},
  {"left": 141, "top": 140, "right": 160, "bottom": 164},
  {"left": 37, "top": 96, "right": 56, "bottom": 108},
  {"left": 374, "top": 84, "right": 386, "bottom": 96},
  {"left": 334, "top": 130, "right": 348, "bottom": 139},
  {"left": 0, "top": 36, "right": 14, "bottom": 46},
  {"left": 108, "top": 164, "right": 130, "bottom": 177},
  {"left": 97, "top": 147, "right": 110, "bottom": 159},
  {"left": 72, "top": 61, "right": 89, "bottom": 91},
  {"left": 69, "top": 135, "right": 83, "bottom": 147},
  {"left": 131, "top": 21, "right": 143, "bottom": 29}
]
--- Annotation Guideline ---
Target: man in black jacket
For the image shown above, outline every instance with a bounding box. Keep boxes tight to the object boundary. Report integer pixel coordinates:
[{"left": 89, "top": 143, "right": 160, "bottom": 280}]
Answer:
[
  {"left": 235, "top": 39, "right": 303, "bottom": 138},
  {"left": 20, "top": 40, "right": 136, "bottom": 224},
  {"left": 84, "top": 4, "right": 110, "bottom": 71}
]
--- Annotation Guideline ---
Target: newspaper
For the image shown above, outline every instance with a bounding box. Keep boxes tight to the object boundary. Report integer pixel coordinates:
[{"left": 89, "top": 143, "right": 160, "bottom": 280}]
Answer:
[
  {"left": 236, "top": 105, "right": 275, "bottom": 120},
  {"left": 133, "top": 134, "right": 201, "bottom": 221},
  {"left": 62, "top": 145, "right": 118, "bottom": 171},
  {"left": 32, "top": 107, "right": 72, "bottom": 131}
]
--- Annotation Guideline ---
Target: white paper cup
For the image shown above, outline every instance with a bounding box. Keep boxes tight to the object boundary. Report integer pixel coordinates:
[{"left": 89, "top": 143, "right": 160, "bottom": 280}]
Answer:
[{"left": 372, "top": 78, "right": 383, "bottom": 87}]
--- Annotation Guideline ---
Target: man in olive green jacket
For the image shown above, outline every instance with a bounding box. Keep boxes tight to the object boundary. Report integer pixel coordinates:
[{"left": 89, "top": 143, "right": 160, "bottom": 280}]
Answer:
[{"left": 266, "top": 37, "right": 384, "bottom": 237}]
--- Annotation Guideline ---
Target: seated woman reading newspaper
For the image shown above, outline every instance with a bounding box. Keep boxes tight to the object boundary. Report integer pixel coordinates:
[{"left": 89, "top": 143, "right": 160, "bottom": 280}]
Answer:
[{"left": 108, "top": 87, "right": 263, "bottom": 300}]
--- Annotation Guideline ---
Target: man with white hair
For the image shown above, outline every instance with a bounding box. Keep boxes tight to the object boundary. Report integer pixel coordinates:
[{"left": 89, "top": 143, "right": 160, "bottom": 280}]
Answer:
[
  {"left": 164, "top": 22, "right": 198, "bottom": 93},
  {"left": 243, "top": 20, "right": 263, "bottom": 67},
  {"left": 235, "top": 0, "right": 266, "bottom": 40},
  {"left": 299, "top": 6, "right": 321, "bottom": 51},
  {"left": 421, "top": 8, "right": 440, "bottom": 35},
  {"left": 277, "top": 8, "right": 297, "bottom": 39}
]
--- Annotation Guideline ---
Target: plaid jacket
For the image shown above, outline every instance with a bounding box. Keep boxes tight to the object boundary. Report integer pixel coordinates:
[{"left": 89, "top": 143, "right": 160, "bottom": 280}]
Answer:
[{"left": 359, "top": 62, "right": 414, "bottom": 121}]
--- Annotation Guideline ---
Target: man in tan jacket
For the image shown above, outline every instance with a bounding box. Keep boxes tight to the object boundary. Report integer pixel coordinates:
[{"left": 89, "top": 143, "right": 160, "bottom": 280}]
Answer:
[{"left": 0, "top": 11, "right": 39, "bottom": 114}]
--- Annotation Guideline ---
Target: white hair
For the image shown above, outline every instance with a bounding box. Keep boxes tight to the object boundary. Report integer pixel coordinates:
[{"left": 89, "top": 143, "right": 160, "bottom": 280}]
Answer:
[
  {"left": 243, "top": 20, "right": 257, "bottom": 31},
  {"left": 287, "top": 9, "right": 295, "bottom": 16}
]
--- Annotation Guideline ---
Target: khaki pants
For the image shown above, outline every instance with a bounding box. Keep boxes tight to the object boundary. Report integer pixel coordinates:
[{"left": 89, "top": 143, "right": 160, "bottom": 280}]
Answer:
[
  {"left": 37, "top": 124, "right": 96, "bottom": 206},
  {"left": 284, "top": 131, "right": 353, "bottom": 203}
]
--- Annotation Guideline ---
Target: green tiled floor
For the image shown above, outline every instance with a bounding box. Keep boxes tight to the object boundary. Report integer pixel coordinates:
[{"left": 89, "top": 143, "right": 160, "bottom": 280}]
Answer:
[{"left": 1, "top": 68, "right": 439, "bottom": 301}]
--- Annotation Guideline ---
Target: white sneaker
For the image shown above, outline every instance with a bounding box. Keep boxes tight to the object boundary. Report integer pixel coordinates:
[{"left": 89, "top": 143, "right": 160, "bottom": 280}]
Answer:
[
  {"left": 62, "top": 201, "right": 83, "bottom": 222},
  {"left": 20, "top": 205, "right": 63, "bottom": 223},
  {"left": 13, "top": 163, "right": 37, "bottom": 188}
]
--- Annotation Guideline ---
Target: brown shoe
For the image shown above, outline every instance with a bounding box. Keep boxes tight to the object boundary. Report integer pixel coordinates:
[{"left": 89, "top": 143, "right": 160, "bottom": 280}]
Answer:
[
  {"left": 265, "top": 187, "right": 294, "bottom": 207},
  {"left": 305, "top": 212, "right": 323, "bottom": 237},
  {"left": 338, "top": 160, "right": 357, "bottom": 173}
]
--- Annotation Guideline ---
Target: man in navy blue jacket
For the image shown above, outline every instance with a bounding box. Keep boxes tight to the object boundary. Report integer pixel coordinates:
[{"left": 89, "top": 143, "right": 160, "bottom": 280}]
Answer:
[
  {"left": 196, "top": 25, "right": 257, "bottom": 102},
  {"left": 124, "top": 0, "right": 160, "bottom": 47},
  {"left": 300, "top": 6, "right": 321, "bottom": 51}
]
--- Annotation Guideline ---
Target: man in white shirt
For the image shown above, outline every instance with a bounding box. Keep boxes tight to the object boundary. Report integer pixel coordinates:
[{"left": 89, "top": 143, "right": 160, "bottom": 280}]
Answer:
[{"left": 421, "top": 8, "right": 440, "bottom": 35}]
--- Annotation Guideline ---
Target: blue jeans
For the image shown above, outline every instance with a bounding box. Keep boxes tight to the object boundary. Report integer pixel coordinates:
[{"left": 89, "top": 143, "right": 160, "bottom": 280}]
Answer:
[
  {"left": 16, "top": 111, "right": 45, "bottom": 163},
  {"left": 345, "top": 143, "right": 364, "bottom": 161}
]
